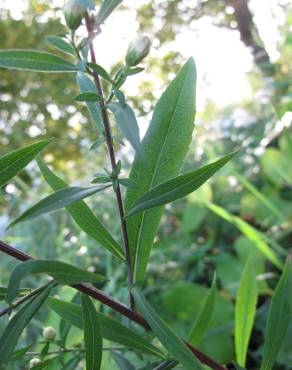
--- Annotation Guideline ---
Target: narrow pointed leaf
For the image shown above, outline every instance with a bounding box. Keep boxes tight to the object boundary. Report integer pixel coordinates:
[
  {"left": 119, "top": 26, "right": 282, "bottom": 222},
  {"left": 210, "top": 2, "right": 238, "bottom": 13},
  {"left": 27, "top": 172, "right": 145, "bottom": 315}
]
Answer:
[
  {"left": 82, "top": 294, "right": 103, "bottom": 370},
  {"left": 7, "top": 260, "right": 105, "bottom": 304},
  {"left": 74, "top": 92, "right": 102, "bottom": 102},
  {"left": 235, "top": 258, "right": 258, "bottom": 367},
  {"left": 48, "top": 297, "right": 164, "bottom": 358},
  {"left": 96, "top": 0, "right": 123, "bottom": 25},
  {"left": 125, "top": 58, "right": 196, "bottom": 282},
  {"left": 0, "top": 140, "right": 50, "bottom": 187},
  {"left": 0, "top": 285, "right": 51, "bottom": 365},
  {"left": 188, "top": 275, "right": 217, "bottom": 345},
  {"left": 37, "top": 157, "right": 124, "bottom": 260},
  {"left": 9, "top": 184, "right": 109, "bottom": 228},
  {"left": 111, "top": 352, "right": 135, "bottom": 370},
  {"left": 132, "top": 287, "right": 204, "bottom": 370},
  {"left": 87, "top": 62, "right": 115, "bottom": 84},
  {"left": 108, "top": 102, "right": 143, "bottom": 156},
  {"left": 260, "top": 257, "right": 292, "bottom": 370},
  {"left": 119, "top": 178, "right": 139, "bottom": 190},
  {"left": 76, "top": 72, "right": 104, "bottom": 133},
  {"left": 127, "top": 150, "right": 238, "bottom": 217},
  {"left": 46, "top": 36, "right": 76, "bottom": 56},
  {"left": 0, "top": 50, "right": 77, "bottom": 72}
]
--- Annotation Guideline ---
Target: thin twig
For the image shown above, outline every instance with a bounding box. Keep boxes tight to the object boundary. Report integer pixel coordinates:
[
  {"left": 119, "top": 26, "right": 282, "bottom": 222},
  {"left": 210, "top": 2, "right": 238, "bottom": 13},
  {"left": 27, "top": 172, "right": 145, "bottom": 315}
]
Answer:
[
  {"left": 0, "top": 240, "right": 226, "bottom": 370},
  {"left": 84, "top": 13, "right": 134, "bottom": 308}
]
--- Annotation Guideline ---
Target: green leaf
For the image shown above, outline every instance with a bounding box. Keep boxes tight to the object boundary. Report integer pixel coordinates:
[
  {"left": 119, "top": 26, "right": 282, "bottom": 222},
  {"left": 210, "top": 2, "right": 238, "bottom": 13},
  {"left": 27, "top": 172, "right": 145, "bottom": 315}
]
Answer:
[
  {"left": 132, "top": 287, "right": 204, "bottom": 370},
  {"left": 7, "top": 260, "right": 105, "bottom": 303},
  {"left": 188, "top": 275, "right": 217, "bottom": 345},
  {"left": 260, "top": 257, "right": 292, "bottom": 370},
  {"left": 0, "top": 285, "right": 51, "bottom": 365},
  {"left": 48, "top": 297, "right": 164, "bottom": 358},
  {"left": 207, "top": 203, "right": 284, "bottom": 270},
  {"left": 126, "top": 67, "right": 144, "bottom": 76},
  {"left": 9, "top": 184, "right": 109, "bottom": 228},
  {"left": 0, "top": 140, "right": 50, "bottom": 187},
  {"left": 111, "top": 352, "right": 135, "bottom": 370},
  {"left": 87, "top": 62, "right": 115, "bottom": 84},
  {"left": 36, "top": 157, "right": 124, "bottom": 260},
  {"left": 10, "top": 344, "right": 33, "bottom": 361},
  {"left": 76, "top": 72, "right": 104, "bottom": 134},
  {"left": 74, "top": 92, "right": 102, "bottom": 102},
  {"left": 235, "top": 258, "right": 258, "bottom": 367},
  {"left": 0, "top": 50, "right": 77, "bottom": 72},
  {"left": 81, "top": 294, "right": 103, "bottom": 370},
  {"left": 46, "top": 36, "right": 76, "bottom": 56},
  {"left": 125, "top": 58, "right": 196, "bottom": 282},
  {"left": 108, "top": 102, "right": 143, "bottom": 156},
  {"left": 127, "top": 150, "right": 238, "bottom": 217},
  {"left": 96, "top": 0, "right": 123, "bottom": 25},
  {"left": 119, "top": 178, "right": 139, "bottom": 190},
  {"left": 91, "top": 175, "right": 111, "bottom": 184}
]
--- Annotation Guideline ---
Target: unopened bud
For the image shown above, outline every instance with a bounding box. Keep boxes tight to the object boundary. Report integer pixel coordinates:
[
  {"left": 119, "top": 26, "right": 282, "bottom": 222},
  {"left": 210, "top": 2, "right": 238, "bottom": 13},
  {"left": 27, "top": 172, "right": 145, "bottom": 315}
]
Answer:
[
  {"left": 42, "top": 326, "right": 56, "bottom": 340},
  {"left": 29, "top": 358, "right": 41, "bottom": 368},
  {"left": 63, "top": 0, "right": 87, "bottom": 30},
  {"left": 125, "top": 35, "right": 151, "bottom": 67}
]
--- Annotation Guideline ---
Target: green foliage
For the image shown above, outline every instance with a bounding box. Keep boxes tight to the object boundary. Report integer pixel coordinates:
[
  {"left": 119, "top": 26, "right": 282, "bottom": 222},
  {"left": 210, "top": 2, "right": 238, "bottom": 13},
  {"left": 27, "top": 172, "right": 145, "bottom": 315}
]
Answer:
[{"left": 96, "top": 0, "right": 124, "bottom": 25}]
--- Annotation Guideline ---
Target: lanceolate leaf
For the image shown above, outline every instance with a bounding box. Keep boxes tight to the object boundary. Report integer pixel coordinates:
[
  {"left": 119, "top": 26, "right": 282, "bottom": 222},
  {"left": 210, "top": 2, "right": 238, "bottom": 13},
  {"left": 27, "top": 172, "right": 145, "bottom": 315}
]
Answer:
[
  {"left": 127, "top": 150, "right": 238, "bottom": 217},
  {"left": 125, "top": 58, "right": 196, "bottom": 282},
  {"left": 0, "top": 50, "right": 77, "bottom": 72},
  {"left": 188, "top": 275, "right": 217, "bottom": 345},
  {"left": 0, "top": 140, "right": 51, "bottom": 187},
  {"left": 37, "top": 157, "right": 124, "bottom": 260},
  {"left": 132, "top": 287, "right": 204, "bottom": 370},
  {"left": 48, "top": 297, "right": 164, "bottom": 358},
  {"left": 81, "top": 294, "right": 103, "bottom": 370},
  {"left": 9, "top": 184, "right": 109, "bottom": 228},
  {"left": 87, "top": 62, "right": 115, "bottom": 84},
  {"left": 74, "top": 92, "right": 102, "bottom": 102},
  {"left": 7, "top": 260, "right": 105, "bottom": 303},
  {"left": 260, "top": 258, "right": 292, "bottom": 370},
  {"left": 76, "top": 72, "right": 104, "bottom": 133},
  {"left": 235, "top": 258, "right": 258, "bottom": 367},
  {"left": 46, "top": 36, "right": 76, "bottom": 56},
  {"left": 111, "top": 352, "right": 135, "bottom": 370},
  {"left": 0, "top": 285, "right": 51, "bottom": 365},
  {"left": 96, "top": 0, "right": 123, "bottom": 25},
  {"left": 108, "top": 102, "right": 143, "bottom": 156}
]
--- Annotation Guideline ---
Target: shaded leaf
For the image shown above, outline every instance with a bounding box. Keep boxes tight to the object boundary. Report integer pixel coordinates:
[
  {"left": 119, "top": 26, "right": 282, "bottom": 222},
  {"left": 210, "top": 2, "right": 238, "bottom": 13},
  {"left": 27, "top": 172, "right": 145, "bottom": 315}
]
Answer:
[
  {"left": 46, "top": 36, "right": 76, "bottom": 56},
  {"left": 7, "top": 260, "right": 105, "bottom": 303},
  {"left": 0, "top": 50, "right": 77, "bottom": 72},
  {"left": 111, "top": 352, "right": 135, "bottom": 370},
  {"left": 119, "top": 178, "right": 139, "bottom": 190},
  {"left": 37, "top": 157, "right": 124, "bottom": 260},
  {"left": 132, "top": 287, "right": 204, "bottom": 370},
  {"left": 127, "top": 150, "right": 238, "bottom": 217},
  {"left": 0, "top": 140, "right": 50, "bottom": 187},
  {"left": 82, "top": 294, "right": 103, "bottom": 370},
  {"left": 235, "top": 258, "right": 258, "bottom": 367},
  {"left": 87, "top": 62, "right": 115, "bottom": 84},
  {"left": 96, "top": 0, "right": 123, "bottom": 25}
]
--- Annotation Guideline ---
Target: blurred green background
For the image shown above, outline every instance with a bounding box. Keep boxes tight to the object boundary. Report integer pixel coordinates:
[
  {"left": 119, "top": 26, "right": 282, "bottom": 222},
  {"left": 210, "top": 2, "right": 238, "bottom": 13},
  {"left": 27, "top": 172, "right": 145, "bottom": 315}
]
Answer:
[{"left": 0, "top": 0, "right": 292, "bottom": 369}]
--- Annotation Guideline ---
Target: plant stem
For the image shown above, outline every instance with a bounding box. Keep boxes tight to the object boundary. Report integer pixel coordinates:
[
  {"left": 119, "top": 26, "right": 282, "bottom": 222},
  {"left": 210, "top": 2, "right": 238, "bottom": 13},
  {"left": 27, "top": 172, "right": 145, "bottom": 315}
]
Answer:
[
  {"left": 0, "top": 240, "right": 226, "bottom": 370},
  {"left": 84, "top": 13, "right": 134, "bottom": 308}
]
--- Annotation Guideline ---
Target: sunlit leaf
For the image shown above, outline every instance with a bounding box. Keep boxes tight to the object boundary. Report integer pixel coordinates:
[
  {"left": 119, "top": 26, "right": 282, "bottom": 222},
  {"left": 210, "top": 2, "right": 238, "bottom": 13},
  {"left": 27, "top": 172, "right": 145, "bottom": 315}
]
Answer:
[
  {"left": 46, "top": 36, "right": 76, "bottom": 56},
  {"left": 87, "top": 62, "right": 115, "bottom": 84},
  {"left": 96, "top": 0, "right": 123, "bottom": 25},
  {"left": 74, "top": 92, "right": 102, "bottom": 102}
]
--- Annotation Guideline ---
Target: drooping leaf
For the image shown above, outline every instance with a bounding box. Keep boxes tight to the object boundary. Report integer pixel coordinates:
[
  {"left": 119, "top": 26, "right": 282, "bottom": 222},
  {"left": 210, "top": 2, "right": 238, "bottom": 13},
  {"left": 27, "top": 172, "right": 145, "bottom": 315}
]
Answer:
[
  {"left": 260, "top": 257, "right": 292, "bottom": 370},
  {"left": 74, "top": 92, "right": 102, "bottom": 102},
  {"left": 207, "top": 203, "right": 284, "bottom": 269},
  {"left": 96, "top": 0, "right": 123, "bottom": 25},
  {"left": 125, "top": 58, "right": 196, "bottom": 282},
  {"left": 235, "top": 258, "right": 258, "bottom": 367},
  {"left": 127, "top": 150, "right": 238, "bottom": 217},
  {"left": 87, "top": 62, "right": 115, "bottom": 84},
  {"left": 81, "top": 294, "right": 103, "bottom": 370},
  {"left": 132, "top": 287, "right": 204, "bottom": 370},
  {"left": 0, "top": 50, "right": 77, "bottom": 72},
  {"left": 36, "top": 157, "right": 124, "bottom": 260},
  {"left": 7, "top": 260, "right": 106, "bottom": 303},
  {"left": 46, "top": 36, "right": 76, "bottom": 56},
  {"left": 111, "top": 352, "right": 135, "bottom": 370},
  {"left": 9, "top": 184, "right": 109, "bottom": 228},
  {"left": 188, "top": 275, "right": 217, "bottom": 345},
  {"left": 0, "top": 140, "right": 51, "bottom": 187},
  {"left": 48, "top": 297, "right": 164, "bottom": 358},
  {"left": 0, "top": 285, "right": 51, "bottom": 365},
  {"left": 108, "top": 102, "right": 143, "bottom": 156},
  {"left": 76, "top": 71, "right": 104, "bottom": 133}
]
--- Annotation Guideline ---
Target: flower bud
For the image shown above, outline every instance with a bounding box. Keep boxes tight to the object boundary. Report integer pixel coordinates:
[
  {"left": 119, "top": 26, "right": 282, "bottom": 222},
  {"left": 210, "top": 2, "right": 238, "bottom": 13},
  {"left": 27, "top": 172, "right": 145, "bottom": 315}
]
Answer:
[
  {"left": 125, "top": 35, "right": 151, "bottom": 67},
  {"left": 29, "top": 358, "right": 41, "bottom": 368},
  {"left": 63, "top": 0, "right": 87, "bottom": 30},
  {"left": 42, "top": 326, "right": 56, "bottom": 340}
]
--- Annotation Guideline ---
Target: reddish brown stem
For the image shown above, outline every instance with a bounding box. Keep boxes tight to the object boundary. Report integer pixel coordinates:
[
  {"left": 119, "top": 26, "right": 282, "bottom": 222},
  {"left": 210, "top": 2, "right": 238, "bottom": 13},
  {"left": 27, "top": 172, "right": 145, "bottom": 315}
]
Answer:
[{"left": 0, "top": 240, "right": 226, "bottom": 370}]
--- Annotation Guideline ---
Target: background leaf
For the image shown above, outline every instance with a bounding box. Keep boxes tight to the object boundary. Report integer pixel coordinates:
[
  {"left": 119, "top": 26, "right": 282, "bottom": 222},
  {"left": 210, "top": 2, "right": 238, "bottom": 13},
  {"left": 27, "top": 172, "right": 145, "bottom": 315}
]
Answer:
[
  {"left": 125, "top": 58, "right": 196, "bottom": 282},
  {"left": 0, "top": 50, "right": 77, "bottom": 72},
  {"left": 96, "top": 0, "right": 124, "bottom": 25}
]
